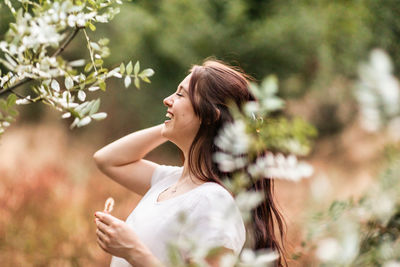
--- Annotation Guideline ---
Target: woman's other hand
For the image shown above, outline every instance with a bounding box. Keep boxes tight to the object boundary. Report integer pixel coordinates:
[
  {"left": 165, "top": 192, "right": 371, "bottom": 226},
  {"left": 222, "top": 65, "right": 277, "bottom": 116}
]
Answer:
[{"left": 94, "top": 211, "right": 162, "bottom": 267}]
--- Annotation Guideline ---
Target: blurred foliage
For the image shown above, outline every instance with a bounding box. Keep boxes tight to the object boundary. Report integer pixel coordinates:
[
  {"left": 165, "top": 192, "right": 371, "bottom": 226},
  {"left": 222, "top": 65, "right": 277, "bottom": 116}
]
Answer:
[
  {"left": 295, "top": 144, "right": 400, "bottom": 265},
  {"left": 1, "top": 0, "right": 399, "bottom": 137}
]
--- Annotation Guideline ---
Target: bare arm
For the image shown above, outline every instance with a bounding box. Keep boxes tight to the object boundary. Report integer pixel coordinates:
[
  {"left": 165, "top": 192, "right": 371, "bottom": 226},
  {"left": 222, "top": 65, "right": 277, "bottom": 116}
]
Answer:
[{"left": 93, "top": 124, "right": 168, "bottom": 196}]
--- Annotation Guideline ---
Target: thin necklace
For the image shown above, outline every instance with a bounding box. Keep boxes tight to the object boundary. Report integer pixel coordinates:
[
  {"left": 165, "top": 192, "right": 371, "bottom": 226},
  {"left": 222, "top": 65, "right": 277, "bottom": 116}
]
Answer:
[
  {"left": 168, "top": 176, "right": 188, "bottom": 194},
  {"left": 171, "top": 185, "right": 178, "bottom": 193}
]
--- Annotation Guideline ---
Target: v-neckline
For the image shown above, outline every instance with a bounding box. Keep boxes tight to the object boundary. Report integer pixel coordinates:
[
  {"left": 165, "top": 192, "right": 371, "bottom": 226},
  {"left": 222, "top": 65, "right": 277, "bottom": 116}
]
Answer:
[{"left": 155, "top": 181, "right": 212, "bottom": 204}]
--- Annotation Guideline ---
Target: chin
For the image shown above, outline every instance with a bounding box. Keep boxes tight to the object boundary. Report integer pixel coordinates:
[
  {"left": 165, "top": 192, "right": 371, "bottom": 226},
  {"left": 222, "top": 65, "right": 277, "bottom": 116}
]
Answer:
[{"left": 161, "top": 124, "right": 172, "bottom": 139}]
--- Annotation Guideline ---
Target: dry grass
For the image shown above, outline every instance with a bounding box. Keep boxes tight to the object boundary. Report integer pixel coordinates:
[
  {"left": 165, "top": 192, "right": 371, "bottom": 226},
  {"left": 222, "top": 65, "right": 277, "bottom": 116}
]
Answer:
[{"left": 0, "top": 119, "right": 389, "bottom": 266}]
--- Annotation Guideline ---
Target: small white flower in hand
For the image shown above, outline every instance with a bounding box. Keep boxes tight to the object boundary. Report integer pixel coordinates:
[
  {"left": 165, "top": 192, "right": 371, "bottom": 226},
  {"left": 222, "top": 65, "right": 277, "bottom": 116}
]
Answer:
[{"left": 104, "top": 197, "right": 114, "bottom": 213}]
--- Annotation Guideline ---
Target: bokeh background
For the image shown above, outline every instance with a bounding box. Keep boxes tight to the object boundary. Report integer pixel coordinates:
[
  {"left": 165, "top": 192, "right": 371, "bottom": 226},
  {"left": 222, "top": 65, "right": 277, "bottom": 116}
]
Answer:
[{"left": 1, "top": 0, "right": 399, "bottom": 265}]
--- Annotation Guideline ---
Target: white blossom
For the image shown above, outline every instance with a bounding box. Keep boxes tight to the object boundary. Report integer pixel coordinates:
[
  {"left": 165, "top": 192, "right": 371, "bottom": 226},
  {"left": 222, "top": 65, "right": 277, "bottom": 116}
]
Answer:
[
  {"left": 316, "top": 238, "right": 340, "bottom": 262},
  {"left": 215, "top": 120, "right": 249, "bottom": 155},
  {"left": 384, "top": 261, "right": 400, "bottom": 267},
  {"left": 355, "top": 49, "right": 400, "bottom": 132},
  {"left": 61, "top": 112, "right": 71, "bottom": 119},
  {"left": 248, "top": 152, "right": 313, "bottom": 181},
  {"left": 15, "top": 95, "right": 31, "bottom": 105},
  {"left": 239, "top": 248, "right": 278, "bottom": 267},
  {"left": 78, "top": 90, "right": 86, "bottom": 101},
  {"left": 235, "top": 191, "right": 264, "bottom": 222},
  {"left": 90, "top": 112, "right": 107, "bottom": 120},
  {"left": 2, "top": 121, "right": 10, "bottom": 128}
]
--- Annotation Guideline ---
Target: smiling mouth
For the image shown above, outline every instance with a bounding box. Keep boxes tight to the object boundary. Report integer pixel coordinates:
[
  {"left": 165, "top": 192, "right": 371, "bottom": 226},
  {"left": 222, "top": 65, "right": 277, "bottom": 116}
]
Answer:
[{"left": 165, "top": 112, "right": 173, "bottom": 121}]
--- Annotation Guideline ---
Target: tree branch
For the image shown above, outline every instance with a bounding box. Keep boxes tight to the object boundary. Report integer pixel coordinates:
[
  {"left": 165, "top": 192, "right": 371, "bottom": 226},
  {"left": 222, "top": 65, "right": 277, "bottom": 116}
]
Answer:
[
  {"left": 51, "top": 26, "right": 83, "bottom": 58},
  {"left": 0, "top": 27, "right": 83, "bottom": 97}
]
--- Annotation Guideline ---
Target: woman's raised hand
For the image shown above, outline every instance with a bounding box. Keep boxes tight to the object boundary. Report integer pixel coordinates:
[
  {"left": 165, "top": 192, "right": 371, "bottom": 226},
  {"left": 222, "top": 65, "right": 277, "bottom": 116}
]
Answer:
[{"left": 93, "top": 124, "right": 167, "bottom": 196}]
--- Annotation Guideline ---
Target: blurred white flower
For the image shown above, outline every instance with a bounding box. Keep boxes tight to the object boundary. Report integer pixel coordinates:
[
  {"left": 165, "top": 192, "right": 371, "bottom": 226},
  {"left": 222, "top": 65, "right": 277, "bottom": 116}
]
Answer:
[
  {"left": 214, "top": 120, "right": 249, "bottom": 172},
  {"left": 78, "top": 90, "right": 86, "bottom": 101},
  {"left": 248, "top": 152, "right": 313, "bottom": 181},
  {"left": 2, "top": 121, "right": 10, "bottom": 128},
  {"left": 340, "top": 221, "right": 360, "bottom": 264},
  {"left": 235, "top": 191, "right": 264, "bottom": 222},
  {"left": 215, "top": 120, "right": 249, "bottom": 155},
  {"left": 355, "top": 49, "right": 400, "bottom": 132},
  {"left": 239, "top": 248, "right": 278, "bottom": 267},
  {"left": 213, "top": 152, "right": 247, "bottom": 172},
  {"left": 370, "top": 194, "right": 395, "bottom": 223},
  {"left": 384, "top": 261, "right": 400, "bottom": 267},
  {"left": 316, "top": 238, "right": 340, "bottom": 262},
  {"left": 90, "top": 112, "right": 107, "bottom": 121},
  {"left": 61, "top": 112, "right": 71, "bottom": 119},
  {"left": 16, "top": 95, "right": 31, "bottom": 105}
]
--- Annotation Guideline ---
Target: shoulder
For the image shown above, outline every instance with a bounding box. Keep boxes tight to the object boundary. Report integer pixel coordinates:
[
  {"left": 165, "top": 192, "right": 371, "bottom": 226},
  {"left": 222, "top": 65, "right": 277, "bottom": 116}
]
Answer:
[
  {"left": 191, "top": 183, "right": 241, "bottom": 221},
  {"left": 151, "top": 164, "right": 183, "bottom": 187},
  {"left": 182, "top": 182, "right": 246, "bottom": 255}
]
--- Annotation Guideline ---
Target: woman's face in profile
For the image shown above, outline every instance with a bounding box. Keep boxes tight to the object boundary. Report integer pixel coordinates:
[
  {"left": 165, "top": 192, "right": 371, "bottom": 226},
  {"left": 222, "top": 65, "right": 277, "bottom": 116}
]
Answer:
[{"left": 161, "top": 73, "right": 201, "bottom": 149}]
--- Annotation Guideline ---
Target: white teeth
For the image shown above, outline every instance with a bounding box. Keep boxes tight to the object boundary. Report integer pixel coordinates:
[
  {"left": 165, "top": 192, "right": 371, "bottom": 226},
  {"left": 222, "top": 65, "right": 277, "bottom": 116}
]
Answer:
[{"left": 166, "top": 113, "right": 173, "bottom": 119}]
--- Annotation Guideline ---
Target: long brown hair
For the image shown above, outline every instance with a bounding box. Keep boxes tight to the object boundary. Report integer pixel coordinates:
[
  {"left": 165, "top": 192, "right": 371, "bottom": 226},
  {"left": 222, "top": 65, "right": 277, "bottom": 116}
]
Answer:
[{"left": 186, "top": 59, "right": 287, "bottom": 266}]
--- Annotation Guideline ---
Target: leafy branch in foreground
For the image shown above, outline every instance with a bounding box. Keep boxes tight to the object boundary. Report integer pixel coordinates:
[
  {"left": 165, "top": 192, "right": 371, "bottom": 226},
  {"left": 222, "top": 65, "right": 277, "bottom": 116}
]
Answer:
[
  {"left": 294, "top": 49, "right": 400, "bottom": 266},
  {"left": 0, "top": 0, "right": 154, "bottom": 135}
]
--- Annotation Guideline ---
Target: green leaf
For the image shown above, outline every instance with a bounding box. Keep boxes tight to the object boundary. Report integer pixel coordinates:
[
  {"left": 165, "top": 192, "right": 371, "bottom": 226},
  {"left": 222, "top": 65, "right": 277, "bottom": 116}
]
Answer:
[
  {"left": 134, "top": 77, "right": 140, "bottom": 89},
  {"left": 141, "top": 76, "right": 151, "bottom": 83},
  {"left": 134, "top": 61, "right": 140, "bottom": 76},
  {"left": 119, "top": 63, "right": 125, "bottom": 75},
  {"left": 139, "top": 68, "right": 154, "bottom": 77},
  {"left": 7, "top": 94, "right": 17, "bottom": 107},
  {"left": 84, "top": 63, "right": 93, "bottom": 73},
  {"left": 75, "top": 102, "right": 90, "bottom": 114},
  {"left": 90, "top": 99, "right": 100, "bottom": 115},
  {"left": 95, "top": 59, "right": 103, "bottom": 66},
  {"left": 98, "top": 38, "right": 109, "bottom": 46},
  {"left": 8, "top": 109, "right": 18, "bottom": 117},
  {"left": 88, "top": 22, "right": 96, "bottom": 31},
  {"left": 0, "top": 100, "right": 7, "bottom": 111},
  {"left": 81, "top": 101, "right": 93, "bottom": 115},
  {"left": 126, "top": 61, "right": 133, "bottom": 75},
  {"left": 5, "top": 115, "right": 15, "bottom": 123},
  {"left": 99, "top": 82, "right": 106, "bottom": 91}
]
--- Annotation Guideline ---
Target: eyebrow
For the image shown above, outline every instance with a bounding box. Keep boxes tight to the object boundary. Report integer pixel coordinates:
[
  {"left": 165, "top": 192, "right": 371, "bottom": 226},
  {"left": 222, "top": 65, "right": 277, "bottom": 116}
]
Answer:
[{"left": 178, "top": 85, "right": 188, "bottom": 94}]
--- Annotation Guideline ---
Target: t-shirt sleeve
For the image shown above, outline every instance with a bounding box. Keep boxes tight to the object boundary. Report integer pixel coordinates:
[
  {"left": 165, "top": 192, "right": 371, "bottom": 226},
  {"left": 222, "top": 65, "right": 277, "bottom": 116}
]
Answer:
[
  {"left": 180, "top": 188, "right": 246, "bottom": 255},
  {"left": 151, "top": 164, "right": 182, "bottom": 187}
]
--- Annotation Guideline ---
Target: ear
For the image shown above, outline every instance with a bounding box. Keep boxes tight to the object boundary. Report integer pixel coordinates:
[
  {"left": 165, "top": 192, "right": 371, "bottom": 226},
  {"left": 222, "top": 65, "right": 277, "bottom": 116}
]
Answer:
[{"left": 215, "top": 108, "right": 221, "bottom": 121}]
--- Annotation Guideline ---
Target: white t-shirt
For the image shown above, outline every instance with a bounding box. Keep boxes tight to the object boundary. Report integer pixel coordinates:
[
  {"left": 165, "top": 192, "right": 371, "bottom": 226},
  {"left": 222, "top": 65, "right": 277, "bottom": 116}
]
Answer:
[{"left": 110, "top": 165, "right": 246, "bottom": 266}]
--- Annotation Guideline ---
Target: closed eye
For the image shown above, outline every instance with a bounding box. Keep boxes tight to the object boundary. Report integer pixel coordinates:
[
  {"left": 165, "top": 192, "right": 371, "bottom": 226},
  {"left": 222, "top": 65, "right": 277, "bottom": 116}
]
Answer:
[{"left": 176, "top": 93, "right": 183, "bottom": 97}]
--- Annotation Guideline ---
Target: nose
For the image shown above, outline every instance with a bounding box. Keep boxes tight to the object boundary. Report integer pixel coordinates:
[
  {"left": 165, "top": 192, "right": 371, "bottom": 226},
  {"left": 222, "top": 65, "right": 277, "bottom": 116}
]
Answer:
[{"left": 163, "top": 94, "right": 173, "bottom": 107}]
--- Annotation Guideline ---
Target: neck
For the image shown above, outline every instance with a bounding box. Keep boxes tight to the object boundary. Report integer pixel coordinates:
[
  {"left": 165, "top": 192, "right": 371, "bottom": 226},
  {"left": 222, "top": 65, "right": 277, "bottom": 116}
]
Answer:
[
  {"left": 179, "top": 156, "right": 190, "bottom": 183},
  {"left": 176, "top": 140, "right": 204, "bottom": 185},
  {"left": 176, "top": 150, "right": 202, "bottom": 185}
]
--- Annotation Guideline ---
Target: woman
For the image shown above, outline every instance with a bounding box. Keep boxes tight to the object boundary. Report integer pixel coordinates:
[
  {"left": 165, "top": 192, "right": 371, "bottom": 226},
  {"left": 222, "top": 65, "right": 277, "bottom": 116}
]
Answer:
[{"left": 93, "top": 59, "right": 286, "bottom": 267}]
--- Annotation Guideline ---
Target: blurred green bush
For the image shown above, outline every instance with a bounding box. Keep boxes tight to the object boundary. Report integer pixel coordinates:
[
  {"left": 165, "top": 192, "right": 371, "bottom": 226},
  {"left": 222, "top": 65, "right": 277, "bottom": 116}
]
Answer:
[{"left": 1, "top": 0, "right": 399, "bottom": 137}]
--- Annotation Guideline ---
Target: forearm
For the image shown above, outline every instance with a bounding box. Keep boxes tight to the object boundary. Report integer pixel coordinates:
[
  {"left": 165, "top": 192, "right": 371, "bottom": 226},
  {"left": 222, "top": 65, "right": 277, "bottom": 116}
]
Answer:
[
  {"left": 93, "top": 124, "right": 167, "bottom": 166},
  {"left": 126, "top": 242, "right": 165, "bottom": 267}
]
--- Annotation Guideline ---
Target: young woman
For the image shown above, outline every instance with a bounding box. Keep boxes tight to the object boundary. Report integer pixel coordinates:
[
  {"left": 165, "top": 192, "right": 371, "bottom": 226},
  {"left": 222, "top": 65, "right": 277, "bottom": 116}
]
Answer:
[{"left": 93, "top": 59, "right": 286, "bottom": 267}]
